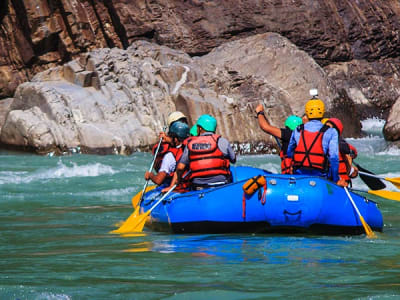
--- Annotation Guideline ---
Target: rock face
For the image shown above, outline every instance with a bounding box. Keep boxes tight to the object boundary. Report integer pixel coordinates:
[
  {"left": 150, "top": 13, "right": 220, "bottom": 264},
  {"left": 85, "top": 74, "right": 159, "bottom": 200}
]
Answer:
[
  {"left": 0, "top": 33, "right": 347, "bottom": 154},
  {"left": 1, "top": 0, "right": 400, "bottom": 127}
]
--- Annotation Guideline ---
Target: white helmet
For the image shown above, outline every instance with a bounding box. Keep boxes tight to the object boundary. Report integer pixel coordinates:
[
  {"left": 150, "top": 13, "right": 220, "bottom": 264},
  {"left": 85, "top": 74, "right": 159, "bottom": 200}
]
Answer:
[{"left": 167, "top": 111, "right": 187, "bottom": 127}]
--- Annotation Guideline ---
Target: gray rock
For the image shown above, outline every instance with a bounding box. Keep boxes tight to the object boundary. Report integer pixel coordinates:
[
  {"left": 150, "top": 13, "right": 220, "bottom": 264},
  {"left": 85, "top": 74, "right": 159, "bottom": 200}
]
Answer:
[{"left": 0, "top": 33, "right": 354, "bottom": 154}]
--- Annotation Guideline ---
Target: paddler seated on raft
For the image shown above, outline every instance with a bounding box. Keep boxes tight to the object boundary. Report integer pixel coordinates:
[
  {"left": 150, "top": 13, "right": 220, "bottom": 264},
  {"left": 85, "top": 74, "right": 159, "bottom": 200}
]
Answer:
[
  {"left": 175, "top": 114, "right": 236, "bottom": 191},
  {"left": 322, "top": 118, "right": 359, "bottom": 187},
  {"left": 145, "top": 121, "right": 190, "bottom": 186},
  {"left": 152, "top": 111, "right": 189, "bottom": 172},
  {"left": 255, "top": 103, "right": 302, "bottom": 174},
  {"left": 286, "top": 90, "right": 347, "bottom": 187}
]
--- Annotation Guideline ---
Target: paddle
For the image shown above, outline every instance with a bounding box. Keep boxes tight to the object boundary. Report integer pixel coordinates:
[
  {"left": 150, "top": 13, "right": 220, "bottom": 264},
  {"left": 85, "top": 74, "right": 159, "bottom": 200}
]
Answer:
[
  {"left": 112, "top": 131, "right": 165, "bottom": 234},
  {"left": 131, "top": 185, "right": 156, "bottom": 208},
  {"left": 354, "top": 163, "right": 386, "bottom": 190},
  {"left": 351, "top": 188, "right": 400, "bottom": 202},
  {"left": 344, "top": 186, "right": 376, "bottom": 238},
  {"left": 357, "top": 170, "right": 400, "bottom": 190},
  {"left": 138, "top": 133, "right": 165, "bottom": 207},
  {"left": 113, "top": 183, "right": 178, "bottom": 234}
]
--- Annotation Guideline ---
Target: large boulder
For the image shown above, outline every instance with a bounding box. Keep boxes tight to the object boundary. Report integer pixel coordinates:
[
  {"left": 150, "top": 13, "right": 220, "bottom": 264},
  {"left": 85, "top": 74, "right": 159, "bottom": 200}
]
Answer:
[
  {"left": 0, "top": 33, "right": 357, "bottom": 154},
  {"left": 383, "top": 97, "right": 400, "bottom": 142}
]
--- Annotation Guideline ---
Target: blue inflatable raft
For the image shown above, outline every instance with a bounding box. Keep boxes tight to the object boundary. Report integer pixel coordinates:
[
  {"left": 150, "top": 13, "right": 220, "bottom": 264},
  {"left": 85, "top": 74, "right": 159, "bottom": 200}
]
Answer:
[{"left": 140, "top": 166, "right": 383, "bottom": 235}]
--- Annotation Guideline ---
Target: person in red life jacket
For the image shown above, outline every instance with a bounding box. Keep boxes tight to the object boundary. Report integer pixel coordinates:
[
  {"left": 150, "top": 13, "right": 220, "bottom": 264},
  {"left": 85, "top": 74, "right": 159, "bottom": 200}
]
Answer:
[
  {"left": 324, "top": 118, "right": 359, "bottom": 187},
  {"left": 145, "top": 121, "right": 190, "bottom": 186},
  {"left": 175, "top": 114, "right": 236, "bottom": 190},
  {"left": 152, "top": 111, "right": 188, "bottom": 172},
  {"left": 255, "top": 104, "right": 302, "bottom": 174},
  {"left": 286, "top": 91, "right": 347, "bottom": 187}
]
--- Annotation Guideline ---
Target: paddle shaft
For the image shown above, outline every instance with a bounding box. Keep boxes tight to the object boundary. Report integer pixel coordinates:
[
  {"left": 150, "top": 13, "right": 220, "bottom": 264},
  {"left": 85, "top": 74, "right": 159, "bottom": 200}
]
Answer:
[
  {"left": 344, "top": 186, "right": 375, "bottom": 238},
  {"left": 138, "top": 135, "right": 164, "bottom": 206}
]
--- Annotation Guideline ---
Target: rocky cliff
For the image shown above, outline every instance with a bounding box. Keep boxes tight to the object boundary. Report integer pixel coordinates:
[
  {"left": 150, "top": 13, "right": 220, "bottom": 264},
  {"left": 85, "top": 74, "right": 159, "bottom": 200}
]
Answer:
[
  {"left": 0, "top": 33, "right": 343, "bottom": 154},
  {"left": 1, "top": 0, "right": 400, "bottom": 151}
]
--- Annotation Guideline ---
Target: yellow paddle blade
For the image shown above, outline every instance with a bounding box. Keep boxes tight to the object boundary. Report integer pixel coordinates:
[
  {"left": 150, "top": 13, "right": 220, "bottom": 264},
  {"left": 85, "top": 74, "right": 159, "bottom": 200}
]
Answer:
[
  {"left": 110, "top": 209, "right": 150, "bottom": 234},
  {"left": 368, "top": 190, "right": 400, "bottom": 201},
  {"left": 385, "top": 177, "right": 400, "bottom": 189},
  {"left": 131, "top": 185, "right": 157, "bottom": 208},
  {"left": 110, "top": 206, "right": 140, "bottom": 234},
  {"left": 359, "top": 215, "right": 377, "bottom": 239}
]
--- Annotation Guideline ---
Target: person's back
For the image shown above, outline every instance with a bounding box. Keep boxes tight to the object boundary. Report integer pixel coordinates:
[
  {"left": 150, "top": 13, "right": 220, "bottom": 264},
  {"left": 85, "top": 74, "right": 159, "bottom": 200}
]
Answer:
[
  {"left": 287, "top": 93, "right": 341, "bottom": 184},
  {"left": 176, "top": 114, "right": 236, "bottom": 190}
]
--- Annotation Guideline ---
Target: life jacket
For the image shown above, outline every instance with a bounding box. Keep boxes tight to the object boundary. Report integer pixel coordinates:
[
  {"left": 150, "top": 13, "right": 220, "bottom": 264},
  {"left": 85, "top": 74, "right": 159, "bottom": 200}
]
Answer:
[
  {"left": 165, "top": 145, "right": 191, "bottom": 192},
  {"left": 187, "top": 134, "right": 231, "bottom": 179},
  {"left": 338, "top": 151, "right": 350, "bottom": 181},
  {"left": 152, "top": 142, "right": 170, "bottom": 172},
  {"left": 279, "top": 150, "right": 292, "bottom": 174},
  {"left": 293, "top": 124, "right": 329, "bottom": 171},
  {"left": 339, "top": 142, "right": 357, "bottom": 182}
]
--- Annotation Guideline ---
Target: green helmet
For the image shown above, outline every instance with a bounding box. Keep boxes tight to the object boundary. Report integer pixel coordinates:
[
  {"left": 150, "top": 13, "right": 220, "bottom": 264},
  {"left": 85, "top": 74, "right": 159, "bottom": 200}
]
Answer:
[
  {"left": 168, "top": 121, "right": 189, "bottom": 141},
  {"left": 189, "top": 125, "right": 198, "bottom": 136},
  {"left": 284, "top": 115, "right": 302, "bottom": 131},
  {"left": 196, "top": 114, "right": 217, "bottom": 132}
]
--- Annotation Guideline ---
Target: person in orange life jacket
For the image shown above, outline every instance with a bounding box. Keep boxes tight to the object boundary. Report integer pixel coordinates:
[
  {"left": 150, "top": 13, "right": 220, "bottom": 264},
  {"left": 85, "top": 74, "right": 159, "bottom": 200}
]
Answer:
[
  {"left": 161, "top": 123, "right": 199, "bottom": 193},
  {"left": 255, "top": 104, "right": 302, "bottom": 174},
  {"left": 286, "top": 96, "right": 347, "bottom": 187},
  {"left": 153, "top": 111, "right": 188, "bottom": 172},
  {"left": 323, "top": 118, "right": 359, "bottom": 186},
  {"left": 145, "top": 121, "right": 190, "bottom": 185},
  {"left": 175, "top": 114, "right": 236, "bottom": 190}
]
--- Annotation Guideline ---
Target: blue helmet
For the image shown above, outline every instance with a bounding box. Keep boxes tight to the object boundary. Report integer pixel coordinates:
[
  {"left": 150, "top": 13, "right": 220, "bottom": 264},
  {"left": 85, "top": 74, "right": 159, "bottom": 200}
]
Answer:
[{"left": 168, "top": 121, "right": 190, "bottom": 141}]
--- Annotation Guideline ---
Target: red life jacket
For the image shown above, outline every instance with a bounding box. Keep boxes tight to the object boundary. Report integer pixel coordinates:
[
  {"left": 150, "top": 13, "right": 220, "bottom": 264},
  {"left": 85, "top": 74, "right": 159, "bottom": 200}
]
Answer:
[
  {"left": 187, "top": 134, "right": 231, "bottom": 179},
  {"left": 152, "top": 142, "right": 170, "bottom": 172},
  {"left": 338, "top": 151, "right": 350, "bottom": 181},
  {"left": 339, "top": 142, "right": 357, "bottom": 182},
  {"left": 279, "top": 150, "right": 292, "bottom": 174},
  {"left": 293, "top": 124, "right": 329, "bottom": 171}
]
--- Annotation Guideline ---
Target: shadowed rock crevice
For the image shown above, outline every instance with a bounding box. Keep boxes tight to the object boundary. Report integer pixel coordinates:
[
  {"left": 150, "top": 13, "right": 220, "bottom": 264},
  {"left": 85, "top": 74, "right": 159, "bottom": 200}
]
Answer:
[
  {"left": 103, "top": 0, "right": 129, "bottom": 49},
  {"left": 89, "top": 0, "right": 115, "bottom": 48}
]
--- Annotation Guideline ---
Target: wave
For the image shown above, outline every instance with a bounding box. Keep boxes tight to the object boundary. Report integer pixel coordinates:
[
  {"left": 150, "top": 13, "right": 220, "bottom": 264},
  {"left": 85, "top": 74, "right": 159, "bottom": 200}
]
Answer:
[
  {"left": 360, "top": 117, "right": 385, "bottom": 136},
  {"left": 0, "top": 161, "right": 116, "bottom": 185}
]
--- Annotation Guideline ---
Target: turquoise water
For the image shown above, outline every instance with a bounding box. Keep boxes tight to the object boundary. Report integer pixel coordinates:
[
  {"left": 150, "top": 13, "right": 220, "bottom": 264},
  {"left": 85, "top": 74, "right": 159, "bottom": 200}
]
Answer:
[{"left": 1, "top": 119, "right": 400, "bottom": 299}]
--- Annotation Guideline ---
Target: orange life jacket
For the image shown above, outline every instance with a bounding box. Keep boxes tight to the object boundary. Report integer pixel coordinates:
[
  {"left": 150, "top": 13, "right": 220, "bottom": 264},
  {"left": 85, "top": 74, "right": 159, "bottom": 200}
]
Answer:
[
  {"left": 187, "top": 134, "right": 231, "bottom": 179},
  {"left": 293, "top": 124, "right": 329, "bottom": 171},
  {"left": 279, "top": 150, "right": 292, "bottom": 174}
]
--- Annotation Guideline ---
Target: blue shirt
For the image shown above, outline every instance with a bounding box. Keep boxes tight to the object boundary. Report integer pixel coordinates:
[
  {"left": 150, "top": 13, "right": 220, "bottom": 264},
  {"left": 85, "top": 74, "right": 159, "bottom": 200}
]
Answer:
[{"left": 287, "top": 120, "right": 340, "bottom": 182}]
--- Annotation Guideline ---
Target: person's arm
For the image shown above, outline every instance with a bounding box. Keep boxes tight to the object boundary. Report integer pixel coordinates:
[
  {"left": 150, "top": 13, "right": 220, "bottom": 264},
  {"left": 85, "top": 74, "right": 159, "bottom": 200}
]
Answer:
[
  {"left": 286, "top": 131, "right": 297, "bottom": 158},
  {"left": 325, "top": 129, "right": 340, "bottom": 183},
  {"left": 217, "top": 137, "right": 236, "bottom": 163},
  {"left": 255, "top": 104, "right": 282, "bottom": 138},
  {"left": 145, "top": 170, "right": 167, "bottom": 185}
]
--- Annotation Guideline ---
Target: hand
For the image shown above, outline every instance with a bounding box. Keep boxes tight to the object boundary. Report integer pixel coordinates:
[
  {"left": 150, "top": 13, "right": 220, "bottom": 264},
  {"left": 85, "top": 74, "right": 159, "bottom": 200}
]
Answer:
[
  {"left": 349, "top": 166, "right": 358, "bottom": 178},
  {"left": 336, "top": 179, "right": 348, "bottom": 187},
  {"left": 159, "top": 131, "right": 167, "bottom": 141},
  {"left": 144, "top": 171, "right": 152, "bottom": 180},
  {"left": 255, "top": 104, "right": 264, "bottom": 114},
  {"left": 161, "top": 186, "right": 171, "bottom": 193}
]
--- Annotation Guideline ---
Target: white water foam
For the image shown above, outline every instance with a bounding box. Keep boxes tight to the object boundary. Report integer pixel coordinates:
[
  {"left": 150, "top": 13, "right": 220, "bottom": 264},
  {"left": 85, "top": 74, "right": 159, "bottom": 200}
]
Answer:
[
  {"left": 0, "top": 161, "right": 116, "bottom": 185},
  {"left": 360, "top": 117, "right": 386, "bottom": 136}
]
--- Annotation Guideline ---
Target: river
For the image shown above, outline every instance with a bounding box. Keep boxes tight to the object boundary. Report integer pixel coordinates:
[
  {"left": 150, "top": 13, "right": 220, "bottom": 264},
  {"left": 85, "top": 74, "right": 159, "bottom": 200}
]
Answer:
[{"left": 1, "top": 118, "right": 400, "bottom": 299}]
